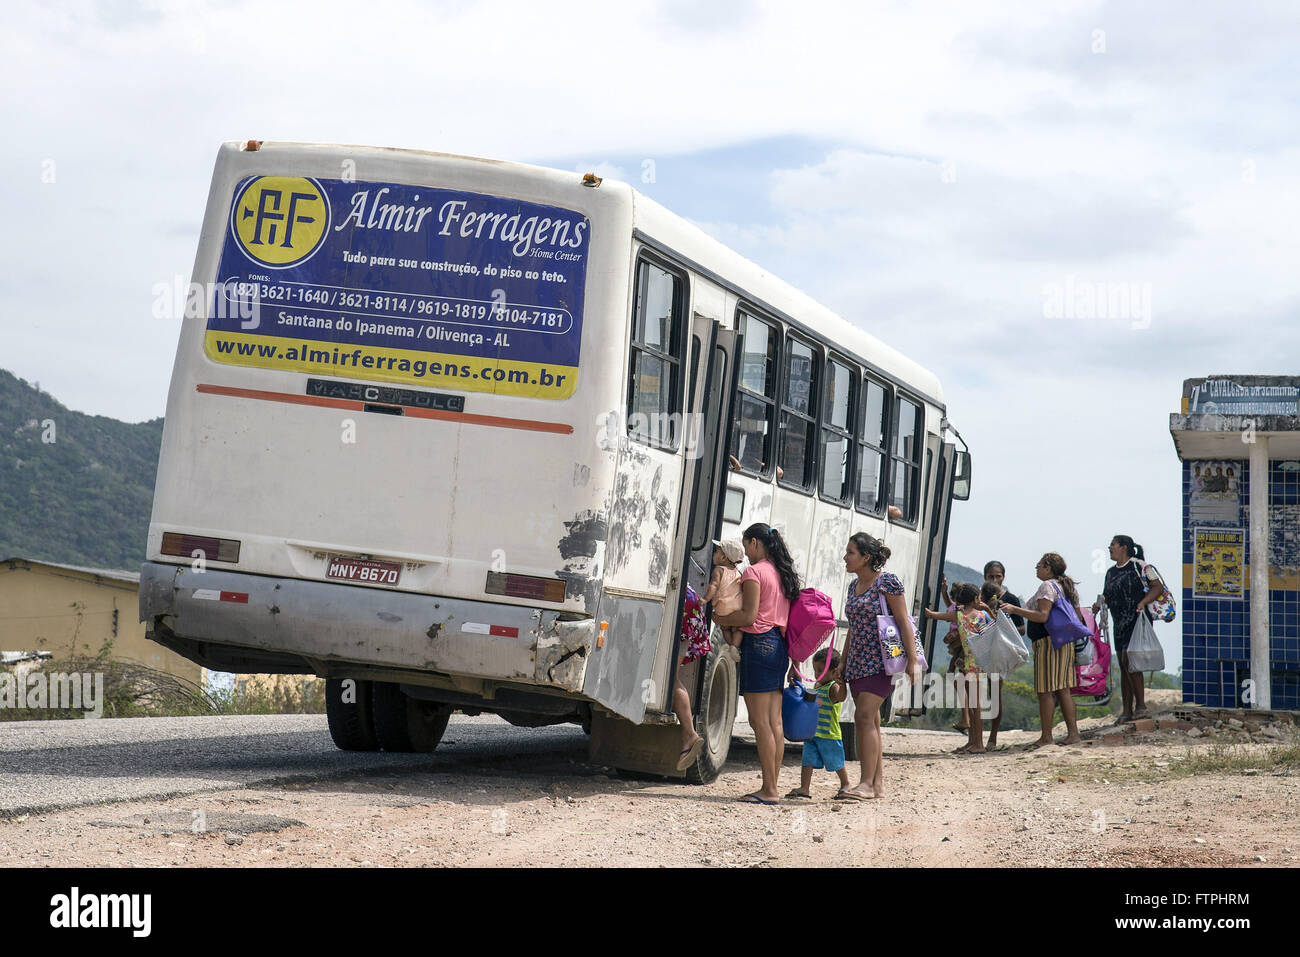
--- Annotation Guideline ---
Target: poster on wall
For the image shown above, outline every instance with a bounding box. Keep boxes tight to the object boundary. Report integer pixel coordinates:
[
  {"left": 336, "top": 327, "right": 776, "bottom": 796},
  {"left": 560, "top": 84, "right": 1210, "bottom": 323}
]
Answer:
[
  {"left": 1193, "top": 527, "right": 1245, "bottom": 599},
  {"left": 1188, "top": 460, "right": 1244, "bottom": 525},
  {"left": 1268, "top": 502, "right": 1300, "bottom": 580}
]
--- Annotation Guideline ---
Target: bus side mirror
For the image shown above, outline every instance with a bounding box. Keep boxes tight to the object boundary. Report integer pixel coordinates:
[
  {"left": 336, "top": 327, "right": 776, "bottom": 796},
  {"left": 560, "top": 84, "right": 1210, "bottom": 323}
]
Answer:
[{"left": 952, "top": 450, "right": 971, "bottom": 501}]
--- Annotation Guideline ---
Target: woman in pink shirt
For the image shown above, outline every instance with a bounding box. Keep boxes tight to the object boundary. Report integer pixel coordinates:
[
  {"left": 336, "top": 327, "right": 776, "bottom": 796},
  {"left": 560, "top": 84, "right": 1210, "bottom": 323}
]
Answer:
[{"left": 712, "top": 522, "right": 801, "bottom": 805}]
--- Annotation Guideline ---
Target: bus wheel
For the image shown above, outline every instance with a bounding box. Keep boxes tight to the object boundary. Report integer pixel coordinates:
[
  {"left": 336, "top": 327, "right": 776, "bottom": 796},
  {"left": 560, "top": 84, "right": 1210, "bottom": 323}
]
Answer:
[
  {"left": 325, "top": 678, "right": 379, "bottom": 751},
  {"left": 372, "top": 682, "right": 450, "bottom": 753},
  {"left": 407, "top": 700, "right": 452, "bottom": 753},
  {"left": 685, "top": 645, "right": 738, "bottom": 784}
]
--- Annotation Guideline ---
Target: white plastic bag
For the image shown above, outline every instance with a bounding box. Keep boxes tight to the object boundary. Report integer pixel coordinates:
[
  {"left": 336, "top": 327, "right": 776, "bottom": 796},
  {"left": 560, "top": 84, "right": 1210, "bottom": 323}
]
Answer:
[
  {"left": 1126, "top": 612, "right": 1165, "bottom": 672},
  {"left": 969, "top": 611, "right": 1030, "bottom": 675}
]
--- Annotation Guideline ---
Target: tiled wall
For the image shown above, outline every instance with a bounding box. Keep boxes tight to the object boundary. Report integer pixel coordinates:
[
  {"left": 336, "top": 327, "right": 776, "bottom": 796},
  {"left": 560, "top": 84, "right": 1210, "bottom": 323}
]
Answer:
[{"left": 1182, "top": 458, "right": 1300, "bottom": 709}]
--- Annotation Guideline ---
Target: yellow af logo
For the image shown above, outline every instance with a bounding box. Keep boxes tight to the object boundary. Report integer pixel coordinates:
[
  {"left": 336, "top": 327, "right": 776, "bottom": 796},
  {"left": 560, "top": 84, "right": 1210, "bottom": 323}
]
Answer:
[{"left": 231, "top": 176, "right": 329, "bottom": 267}]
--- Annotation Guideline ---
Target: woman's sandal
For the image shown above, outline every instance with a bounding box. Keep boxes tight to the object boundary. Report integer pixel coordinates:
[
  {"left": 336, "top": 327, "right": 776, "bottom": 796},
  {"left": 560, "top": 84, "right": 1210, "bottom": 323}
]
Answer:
[{"left": 675, "top": 737, "right": 704, "bottom": 771}]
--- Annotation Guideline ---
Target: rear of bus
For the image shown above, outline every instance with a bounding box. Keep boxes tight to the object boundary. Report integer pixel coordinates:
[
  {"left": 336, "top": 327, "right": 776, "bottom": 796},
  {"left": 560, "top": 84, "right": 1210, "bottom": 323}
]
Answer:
[{"left": 140, "top": 141, "right": 636, "bottom": 746}]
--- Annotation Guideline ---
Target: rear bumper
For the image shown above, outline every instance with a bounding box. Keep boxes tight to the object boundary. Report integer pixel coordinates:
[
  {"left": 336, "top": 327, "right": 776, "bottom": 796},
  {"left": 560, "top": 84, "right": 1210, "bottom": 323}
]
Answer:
[{"left": 138, "top": 562, "right": 596, "bottom": 693}]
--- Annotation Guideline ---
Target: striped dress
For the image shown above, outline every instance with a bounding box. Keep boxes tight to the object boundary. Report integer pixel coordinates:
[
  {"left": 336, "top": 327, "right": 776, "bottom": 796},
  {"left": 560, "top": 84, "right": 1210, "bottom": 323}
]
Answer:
[{"left": 1026, "top": 579, "right": 1076, "bottom": 693}]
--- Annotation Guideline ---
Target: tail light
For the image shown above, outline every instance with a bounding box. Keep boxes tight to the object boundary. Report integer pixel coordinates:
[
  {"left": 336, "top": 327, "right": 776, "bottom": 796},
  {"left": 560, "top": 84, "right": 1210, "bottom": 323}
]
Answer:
[
  {"left": 161, "top": 532, "right": 241, "bottom": 564},
  {"left": 485, "top": 571, "right": 567, "bottom": 604}
]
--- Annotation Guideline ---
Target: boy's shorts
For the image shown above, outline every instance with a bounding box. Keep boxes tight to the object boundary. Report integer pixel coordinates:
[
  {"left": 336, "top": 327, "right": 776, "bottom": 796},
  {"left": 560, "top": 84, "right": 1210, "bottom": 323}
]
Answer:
[{"left": 802, "top": 736, "right": 845, "bottom": 772}]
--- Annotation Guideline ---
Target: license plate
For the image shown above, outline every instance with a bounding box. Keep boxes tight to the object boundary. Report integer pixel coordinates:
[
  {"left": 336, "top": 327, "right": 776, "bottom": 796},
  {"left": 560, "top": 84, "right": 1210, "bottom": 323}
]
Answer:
[{"left": 326, "top": 557, "right": 402, "bottom": 585}]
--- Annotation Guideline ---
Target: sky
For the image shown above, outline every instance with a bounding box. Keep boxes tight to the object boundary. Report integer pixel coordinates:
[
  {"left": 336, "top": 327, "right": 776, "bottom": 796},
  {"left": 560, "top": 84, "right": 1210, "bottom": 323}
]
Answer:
[{"left": 4, "top": 0, "right": 1300, "bottom": 672}]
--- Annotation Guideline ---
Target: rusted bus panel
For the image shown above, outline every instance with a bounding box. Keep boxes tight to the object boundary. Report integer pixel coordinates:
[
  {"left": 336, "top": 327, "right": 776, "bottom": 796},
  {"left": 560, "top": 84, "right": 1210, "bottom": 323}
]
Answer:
[{"left": 602, "top": 446, "right": 681, "bottom": 594}]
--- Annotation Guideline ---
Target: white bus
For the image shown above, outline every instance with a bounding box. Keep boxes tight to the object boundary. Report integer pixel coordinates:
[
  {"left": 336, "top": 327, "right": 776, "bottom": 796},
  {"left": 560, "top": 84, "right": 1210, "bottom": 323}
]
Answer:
[{"left": 140, "top": 140, "right": 970, "bottom": 780}]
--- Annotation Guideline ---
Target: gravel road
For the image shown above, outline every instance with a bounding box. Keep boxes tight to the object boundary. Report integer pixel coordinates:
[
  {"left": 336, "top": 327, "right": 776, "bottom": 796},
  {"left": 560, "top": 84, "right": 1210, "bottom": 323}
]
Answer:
[{"left": 1, "top": 710, "right": 1296, "bottom": 867}]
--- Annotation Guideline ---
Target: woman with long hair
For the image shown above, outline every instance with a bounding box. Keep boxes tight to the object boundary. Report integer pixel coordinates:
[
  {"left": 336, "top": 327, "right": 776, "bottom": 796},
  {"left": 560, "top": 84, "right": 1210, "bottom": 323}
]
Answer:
[
  {"left": 999, "top": 553, "right": 1083, "bottom": 747},
  {"left": 838, "top": 532, "right": 921, "bottom": 800},
  {"left": 1093, "top": 535, "right": 1163, "bottom": 722},
  {"left": 711, "top": 522, "right": 800, "bottom": 804}
]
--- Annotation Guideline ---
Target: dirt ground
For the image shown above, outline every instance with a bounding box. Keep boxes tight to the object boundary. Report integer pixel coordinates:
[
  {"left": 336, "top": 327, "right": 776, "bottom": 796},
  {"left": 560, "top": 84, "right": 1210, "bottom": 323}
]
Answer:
[{"left": 3, "top": 690, "right": 1297, "bottom": 868}]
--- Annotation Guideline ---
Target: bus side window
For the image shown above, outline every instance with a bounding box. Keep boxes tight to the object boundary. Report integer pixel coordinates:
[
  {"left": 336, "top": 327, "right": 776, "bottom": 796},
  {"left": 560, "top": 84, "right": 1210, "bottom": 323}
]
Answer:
[
  {"left": 819, "top": 358, "right": 855, "bottom": 501},
  {"left": 777, "top": 334, "right": 819, "bottom": 490},
  {"left": 729, "top": 311, "right": 778, "bottom": 474},
  {"left": 890, "top": 396, "right": 923, "bottom": 522},
  {"left": 628, "top": 259, "right": 685, "bottom": 449},
  {"left": 855, "top": 378, "right": 888, "bottom": 514}
]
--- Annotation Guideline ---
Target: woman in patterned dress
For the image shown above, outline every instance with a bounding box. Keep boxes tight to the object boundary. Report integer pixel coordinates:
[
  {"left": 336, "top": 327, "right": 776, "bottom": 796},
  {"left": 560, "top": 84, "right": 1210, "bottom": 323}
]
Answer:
[
  {"left": 837, "top": 532, "right": 922, "bottom": 801},
  {"left": 999, "top": 553, "right": 1083, "bottom": 747},
  {"left": 1093, "top": 535, "right": 1163, "bottom": 722}
]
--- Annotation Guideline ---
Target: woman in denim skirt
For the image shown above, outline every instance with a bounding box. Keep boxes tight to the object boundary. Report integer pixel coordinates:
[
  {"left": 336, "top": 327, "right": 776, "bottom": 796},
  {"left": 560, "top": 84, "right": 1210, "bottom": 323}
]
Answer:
[{"left": 712, "top": 522, "right": 801, "bottom": 805}]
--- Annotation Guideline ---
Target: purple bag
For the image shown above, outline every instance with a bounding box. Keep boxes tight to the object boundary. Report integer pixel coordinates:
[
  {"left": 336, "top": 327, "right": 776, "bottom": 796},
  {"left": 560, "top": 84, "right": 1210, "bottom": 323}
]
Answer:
[
  {"left": 1045, "top": 581, "right": 1091, "bottom": 649},
  {"left": 877, "top": 591, "right": 927, "bottom": 676}
]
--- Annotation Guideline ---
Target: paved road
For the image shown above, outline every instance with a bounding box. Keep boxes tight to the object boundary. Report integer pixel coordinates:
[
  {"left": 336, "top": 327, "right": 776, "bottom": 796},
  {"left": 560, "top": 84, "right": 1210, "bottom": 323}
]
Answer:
[{"left": 0, "top": 714, "right": 591, "bottom": 817}]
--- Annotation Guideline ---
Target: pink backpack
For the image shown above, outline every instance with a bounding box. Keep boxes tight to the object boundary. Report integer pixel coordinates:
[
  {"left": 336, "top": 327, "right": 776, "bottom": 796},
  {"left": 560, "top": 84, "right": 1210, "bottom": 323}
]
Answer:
[{"left": 786, "top": 588, "right": 837, "bottom": 681}]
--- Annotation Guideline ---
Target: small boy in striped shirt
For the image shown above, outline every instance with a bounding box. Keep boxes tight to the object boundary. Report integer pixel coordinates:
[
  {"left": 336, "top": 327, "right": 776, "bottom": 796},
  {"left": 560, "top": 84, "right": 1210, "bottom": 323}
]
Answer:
[{"left": 785, "top": 648, "right": 849, "bottom": 799}]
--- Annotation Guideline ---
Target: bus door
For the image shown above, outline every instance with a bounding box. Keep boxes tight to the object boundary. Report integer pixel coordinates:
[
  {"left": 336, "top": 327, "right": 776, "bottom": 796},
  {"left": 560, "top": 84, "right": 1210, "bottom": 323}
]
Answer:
[
  {"left": 667, "top": 316, "right": 737, "bottom": 712},
  {"left": 895, "top": 437, "right": 957, "bottom": 717}
]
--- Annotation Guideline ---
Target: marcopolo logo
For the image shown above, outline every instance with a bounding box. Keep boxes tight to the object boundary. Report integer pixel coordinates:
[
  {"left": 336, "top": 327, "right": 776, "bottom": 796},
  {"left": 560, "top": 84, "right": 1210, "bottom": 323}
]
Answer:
[{"left": 230, "top": 175, "right": 330, "bottom": 268}]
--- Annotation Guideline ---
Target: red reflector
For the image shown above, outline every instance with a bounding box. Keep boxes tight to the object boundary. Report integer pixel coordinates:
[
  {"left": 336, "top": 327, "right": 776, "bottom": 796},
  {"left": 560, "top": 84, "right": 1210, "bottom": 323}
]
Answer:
[
  {"left": 220, "top": 591, "right": 249, "bottom": 603},
  {"left": 489, "top": 625, "right": 519, "bottom": 638}
]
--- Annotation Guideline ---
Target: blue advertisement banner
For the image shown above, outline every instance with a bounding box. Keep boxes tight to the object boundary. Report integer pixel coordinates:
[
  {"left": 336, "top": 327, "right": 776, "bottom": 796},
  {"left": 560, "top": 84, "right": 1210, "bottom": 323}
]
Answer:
[{"left": 204, "top": 176, "right": 589, "bottom": 399}]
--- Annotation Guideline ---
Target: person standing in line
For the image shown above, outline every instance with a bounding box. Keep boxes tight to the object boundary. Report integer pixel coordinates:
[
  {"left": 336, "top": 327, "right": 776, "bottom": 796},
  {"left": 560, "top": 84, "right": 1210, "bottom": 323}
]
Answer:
[
  {"left": 784, "top": 648, "right": 850, "bottom": 800},
  {"left": 999, "top": 553, "right": 1083, "bottom": 747},
  {"left": 838, "top": 532, "right": 922, "bottom": 800},
  {"left": 711, "top": 522, "right": 800, "bottom": 805},
  {"left": 952, "top": 562, "right": 1023, "bottom": 745},
  {"left": 1093, "top": 535, "right": 1164, "bottom": 722}
]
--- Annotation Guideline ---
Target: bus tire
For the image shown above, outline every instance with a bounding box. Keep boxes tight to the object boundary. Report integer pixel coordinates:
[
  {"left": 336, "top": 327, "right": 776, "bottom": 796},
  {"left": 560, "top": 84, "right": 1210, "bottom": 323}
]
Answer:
[
  {"left": 371, "top": 681, "right": 416, "bottom": 752},
  {"left": 325, "top": 678, "right": 379, "bottom": 751},
  {"left": 406, "top": 700, "right": 452, "bottom": 753},
  {"left": 685, "top": 645, "right": 738, "bottom": 784}
]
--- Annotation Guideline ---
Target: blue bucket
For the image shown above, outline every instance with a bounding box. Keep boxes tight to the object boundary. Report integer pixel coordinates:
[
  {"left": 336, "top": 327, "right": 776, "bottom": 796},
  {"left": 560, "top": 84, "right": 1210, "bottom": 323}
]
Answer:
[{"left": 782, "top": 680, "right": 819, "bottom": 742}]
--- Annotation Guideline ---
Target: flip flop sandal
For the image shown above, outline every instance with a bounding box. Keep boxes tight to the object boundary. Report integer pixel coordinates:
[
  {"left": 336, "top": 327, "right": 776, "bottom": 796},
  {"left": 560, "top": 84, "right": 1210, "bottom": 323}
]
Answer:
[
  {"left": 739, "top": 792, "right": 779, "bottom": 805},
  {"left": 676, "top": 738, "right": 704, "bottom": 771},
  {"left": 952, "top": 745, "right": 972, "bottom": 754},
  {"left": 784, "top": 789, "right": 813, "bottom": 800},
  {"left": 837, "top": 790, "right": 877, "bottom": 802}
]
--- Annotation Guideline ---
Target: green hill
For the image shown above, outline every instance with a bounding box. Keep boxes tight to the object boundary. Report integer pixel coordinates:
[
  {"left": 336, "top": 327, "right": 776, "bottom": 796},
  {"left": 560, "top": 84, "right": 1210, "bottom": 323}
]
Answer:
[{"left": 0, "top": 370, "right": 162, "bottom": 569}]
